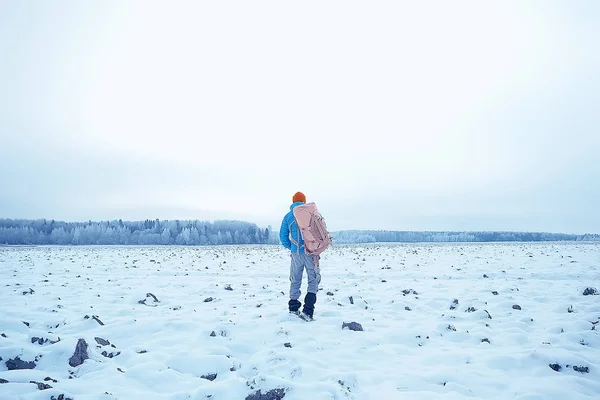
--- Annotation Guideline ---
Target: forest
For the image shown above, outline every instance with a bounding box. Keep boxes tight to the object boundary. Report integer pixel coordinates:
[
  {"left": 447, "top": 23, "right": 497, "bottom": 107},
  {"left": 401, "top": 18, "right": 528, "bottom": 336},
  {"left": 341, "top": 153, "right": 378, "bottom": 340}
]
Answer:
[{"left": 0, "top": 218, "right": 276, "bottom": 245}]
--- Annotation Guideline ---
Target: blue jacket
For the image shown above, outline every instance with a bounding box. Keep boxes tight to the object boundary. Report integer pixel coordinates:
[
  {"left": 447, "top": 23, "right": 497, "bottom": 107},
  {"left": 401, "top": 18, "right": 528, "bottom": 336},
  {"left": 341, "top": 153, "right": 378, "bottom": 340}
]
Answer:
[{"left": 280, "top": 202, "right": 305, "bottom": 254}]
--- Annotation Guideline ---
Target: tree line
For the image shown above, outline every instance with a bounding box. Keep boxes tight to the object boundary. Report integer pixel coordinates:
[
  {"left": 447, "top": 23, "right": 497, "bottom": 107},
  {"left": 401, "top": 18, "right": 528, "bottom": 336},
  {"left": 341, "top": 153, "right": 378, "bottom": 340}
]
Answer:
[
  {"left": 331, "top": 230, "right": 600, "bottom": 243},
  {"left": 0, "top": 218, "right": 276, "bottom": 245},
  {"left": 1, "top": 219, "right": 598, "bottom": 246}
]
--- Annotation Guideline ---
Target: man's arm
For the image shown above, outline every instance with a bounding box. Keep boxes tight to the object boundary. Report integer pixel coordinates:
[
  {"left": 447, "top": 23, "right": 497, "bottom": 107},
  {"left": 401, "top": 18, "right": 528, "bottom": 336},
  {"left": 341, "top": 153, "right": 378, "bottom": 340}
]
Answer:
[{"left": 279, "top": 214, "right": 291, "bottom": 250}]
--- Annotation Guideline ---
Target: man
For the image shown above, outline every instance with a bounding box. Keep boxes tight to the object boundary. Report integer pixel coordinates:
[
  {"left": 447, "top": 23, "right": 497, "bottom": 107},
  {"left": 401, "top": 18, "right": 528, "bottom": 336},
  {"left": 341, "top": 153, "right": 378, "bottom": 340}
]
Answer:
[{"left": 279, "top": 191, "right": 321, "bottom": 320}]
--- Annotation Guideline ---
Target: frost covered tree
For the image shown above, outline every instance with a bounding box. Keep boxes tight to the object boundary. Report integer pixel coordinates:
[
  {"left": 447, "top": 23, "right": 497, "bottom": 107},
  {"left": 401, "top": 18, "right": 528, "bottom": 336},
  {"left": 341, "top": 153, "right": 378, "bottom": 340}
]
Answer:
[{"left": 0, "top": 218, "right": 273, "bottom": 246}]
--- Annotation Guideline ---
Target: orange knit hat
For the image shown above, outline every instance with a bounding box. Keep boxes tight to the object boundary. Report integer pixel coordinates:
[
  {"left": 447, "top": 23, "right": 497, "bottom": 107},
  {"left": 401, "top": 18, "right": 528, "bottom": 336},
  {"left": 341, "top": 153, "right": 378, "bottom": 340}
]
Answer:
[{"left": 293, "top": 191, "right": 306, "bottom": 203}]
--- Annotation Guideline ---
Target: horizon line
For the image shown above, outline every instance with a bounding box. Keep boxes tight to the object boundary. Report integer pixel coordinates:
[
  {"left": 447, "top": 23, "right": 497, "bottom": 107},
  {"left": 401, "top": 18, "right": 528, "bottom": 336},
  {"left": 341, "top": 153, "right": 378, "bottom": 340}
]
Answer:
[{"left": 1, "top": 217, "right": 598, "bottom": 237}]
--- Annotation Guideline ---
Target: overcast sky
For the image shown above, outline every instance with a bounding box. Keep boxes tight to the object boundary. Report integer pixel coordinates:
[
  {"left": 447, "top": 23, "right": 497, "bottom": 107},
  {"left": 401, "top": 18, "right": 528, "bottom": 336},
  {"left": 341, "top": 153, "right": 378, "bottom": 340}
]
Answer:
[{"left": 1, "top": 1, "right": 599, "bottom": 234}]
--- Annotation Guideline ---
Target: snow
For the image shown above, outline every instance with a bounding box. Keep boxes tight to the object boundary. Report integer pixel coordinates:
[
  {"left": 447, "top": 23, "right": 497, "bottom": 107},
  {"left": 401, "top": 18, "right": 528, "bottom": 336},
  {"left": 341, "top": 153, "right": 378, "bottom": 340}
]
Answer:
[{"left": 0, "top": 242, "right": 599, "bottom": 399}]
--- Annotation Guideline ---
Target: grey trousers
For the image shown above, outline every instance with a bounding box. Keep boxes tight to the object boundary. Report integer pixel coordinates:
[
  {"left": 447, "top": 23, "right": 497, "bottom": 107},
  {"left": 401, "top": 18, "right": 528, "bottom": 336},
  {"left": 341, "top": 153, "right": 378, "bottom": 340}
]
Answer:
[{"left": 289, "top": 253, "right": 321, "bottom": 300}]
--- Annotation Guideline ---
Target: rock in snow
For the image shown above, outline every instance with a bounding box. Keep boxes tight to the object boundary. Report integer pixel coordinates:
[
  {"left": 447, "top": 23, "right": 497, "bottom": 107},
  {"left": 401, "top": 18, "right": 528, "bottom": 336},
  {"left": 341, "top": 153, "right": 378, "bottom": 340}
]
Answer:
[
  {"left": 201, "top": 373, "right": 217, "bottom": 381},
  {"left": 30, "top": 380, "right": 53, "bottom": 390},
  {"left": 549, "top": 363, "right": 562, "bottom": 372},
  {"left": 69, "top": 339, "right": 89, "bottom": 367},
  {"left": 6, "top": 356, "right": 36, "bottom": 370},
  {"left": 245, "top": 388, "right": 286, "bottom": 400},
  {"left": 583, "top": 287, "right": 597, "bottom": 296},
  {"left": 450, "top": 299, "right": 459, "bottom": 310},
  {"left": 573, "top": 365, "right": 589, "bottom": 374},
  {"left": 138, "top": 292, "right": 160, "bottom": 306},
  {"left": 342, "top": 322, "right": 364, "bottom": 331},
  {"left": 84, "top": 314, "right": 105, "bottom": 325},
  {"left": 51, "top": 395, "right": 74, "bottom": 400},
  {"left": 95, "top": 337, "right": 110, "bottom": 346}
]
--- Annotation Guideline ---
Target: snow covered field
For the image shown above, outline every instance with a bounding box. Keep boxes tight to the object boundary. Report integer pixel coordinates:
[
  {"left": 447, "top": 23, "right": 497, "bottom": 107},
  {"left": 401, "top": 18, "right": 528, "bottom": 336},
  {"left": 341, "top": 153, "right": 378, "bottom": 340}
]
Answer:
[{"left": 1, "top": 242, "right": 599, "bottom": 400}]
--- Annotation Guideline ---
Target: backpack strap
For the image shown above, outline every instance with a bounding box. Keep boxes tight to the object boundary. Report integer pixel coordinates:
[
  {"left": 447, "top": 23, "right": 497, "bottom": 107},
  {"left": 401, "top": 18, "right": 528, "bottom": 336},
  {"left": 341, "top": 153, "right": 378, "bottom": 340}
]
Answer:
[{"left": 289, "top": 219, "right": 302, "bottom": 254}]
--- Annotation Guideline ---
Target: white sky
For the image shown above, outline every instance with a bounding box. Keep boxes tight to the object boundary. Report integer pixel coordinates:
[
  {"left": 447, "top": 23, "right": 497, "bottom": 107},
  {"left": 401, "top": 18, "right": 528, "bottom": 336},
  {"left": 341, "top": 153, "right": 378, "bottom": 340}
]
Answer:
[{"left": 1, "top": 1, "right": 599, "bottom": 233}]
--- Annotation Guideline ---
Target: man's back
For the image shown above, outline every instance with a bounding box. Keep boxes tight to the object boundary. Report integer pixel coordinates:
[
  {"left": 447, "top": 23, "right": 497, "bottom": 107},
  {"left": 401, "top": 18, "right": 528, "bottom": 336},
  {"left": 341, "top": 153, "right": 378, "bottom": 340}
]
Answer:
[{"left": 280, "top": 201, "right": 305, "bottom": 254}]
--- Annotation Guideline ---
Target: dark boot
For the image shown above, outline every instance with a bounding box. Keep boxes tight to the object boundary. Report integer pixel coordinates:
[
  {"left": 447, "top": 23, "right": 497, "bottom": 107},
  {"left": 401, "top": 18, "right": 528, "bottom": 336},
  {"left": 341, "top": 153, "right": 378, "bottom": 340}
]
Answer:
[
  {"left": 288, "top": 299, "right": 301, "bottom": 313},
  {"left": 302, "top": 292, "right": 317, "bottom": 317}
]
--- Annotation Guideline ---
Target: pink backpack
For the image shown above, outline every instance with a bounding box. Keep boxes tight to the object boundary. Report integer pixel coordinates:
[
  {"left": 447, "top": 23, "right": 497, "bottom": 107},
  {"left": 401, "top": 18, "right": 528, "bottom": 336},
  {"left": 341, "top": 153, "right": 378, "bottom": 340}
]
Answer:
[{"left": 292, "top": 202, "right": 332, "bottom": 256}]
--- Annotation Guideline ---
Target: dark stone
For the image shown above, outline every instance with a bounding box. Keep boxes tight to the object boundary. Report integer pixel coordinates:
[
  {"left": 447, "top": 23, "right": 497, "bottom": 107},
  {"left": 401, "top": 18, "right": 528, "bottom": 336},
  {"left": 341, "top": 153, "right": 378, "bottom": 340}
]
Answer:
[
  {"left": 481, "top": 338, "right": 490, "bottom": 344},
  {"left": 225, "top": 285, "right": 233, "bottom": 291},
  {"left": 549, "top": 363, "right": 562, "bottom": 372},
  {"left": 573, "top": 365, "right": 589, "bottom": 374},
  {"left": 95, "top": 337, "right": 110, "bottom": 346},
  {"left": 23, "top": 321, "right": 30, "bottom": 327},
  {"left": 447, "top": 324, "right": 457, "bottom": 331},
  {"left": 31, "top": 336, "right": 58, "bottom": 345},
  {"left": 512, "top": 305, "right": 522, "bottom": 310},
  {"left": 1, "top": 333, "right": 6, "bottom": 338},
  {"left": 402, "top": 289, "right": 418, "bottom": 296},
  {"left": 466, "top": 307, "right": 477, "bottom": 313},
  {"left": 30, "top": 380, "right": 53, "bottom": 390},
  {"left": 210, "top": 331, "right": 217, "bottom": 337},
  {"left": 0, "top": 378, "right": 8, "bottom": 384},
  {"left": 139, "top": 293, "right": 159, "bottom": 306},
  {"left": 568, "top": 305, "right": 574, "bottom": 313},
  {"left": 450, "top": 299, "right": 459, "bottom": 310},
  {"left": 201, "top": 373, "right": 217, "bottom": 381},
  {"left": 405, "top": 307, "right": 412, "bottom": 311},
  {"left": 6, "top": 356, "right": 36, "bottom": 370},
  {"left": 284, "top": 342, "right": 292, "bottom": 348},
  {"left": 204, "top": 297, "right": 214, "bottom": 302},
  {"left": 349, "top": 296, "right": 354, "bottom": 305},
  {"left": 484, "top": 310, "right": 493, "bottom": 319},
  {"left": 342, "top": 322, "right": 363, "bottom": 331},
  {"left": 51, "top": 395, "right": 74, "bottom": 400},
  {"left": 44, "top": 377, "right": 58, "bottom": 383},
  {"left": 326, "top": 292, "right": 334, "bottom": 296},
  {"left": 483, "top": 274, "right": 489, "bottom": 278},
  {"left": 245, "top": 388, "right": 286, "bottom": 400},
  {"left": 69, "top": 339, "right": 89, "bottom": 367},
  {"left": 85, "top": 315, "right": 105, "bottom": 325},
  {"left": 137, "top": 350, "right": 148, "bottom": 354},
  {"left": 491, "top": 291, "right": 499, "bottom": 295},
  {"left": 583, "top": 287, "right": 598, "bottom": 296}
]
